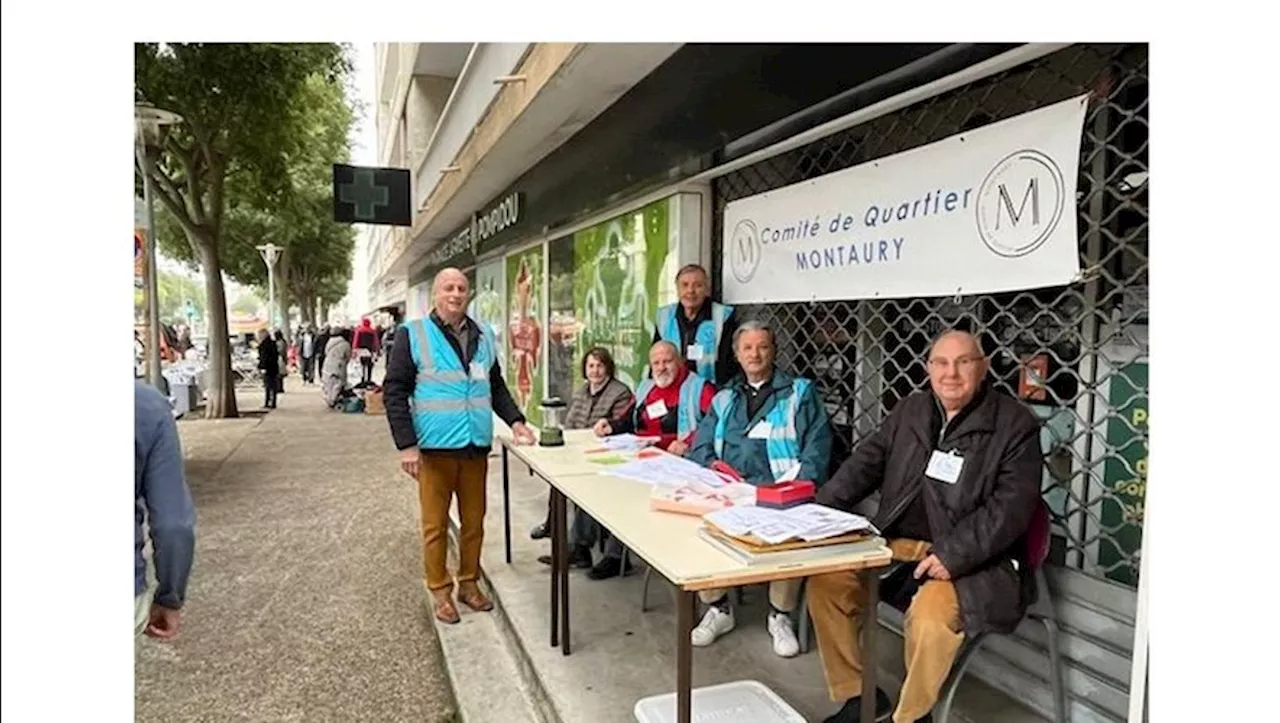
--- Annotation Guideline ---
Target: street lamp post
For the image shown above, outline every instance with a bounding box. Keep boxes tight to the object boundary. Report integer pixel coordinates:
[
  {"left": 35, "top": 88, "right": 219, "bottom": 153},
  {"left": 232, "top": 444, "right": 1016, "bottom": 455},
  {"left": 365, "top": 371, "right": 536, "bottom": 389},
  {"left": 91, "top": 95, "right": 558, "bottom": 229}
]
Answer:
[
  {"left": 257, "top": 243, "right": 283, "bottom": 330},
  {"left": 135, "top": 102, "right": 184, "bottom": 391}
]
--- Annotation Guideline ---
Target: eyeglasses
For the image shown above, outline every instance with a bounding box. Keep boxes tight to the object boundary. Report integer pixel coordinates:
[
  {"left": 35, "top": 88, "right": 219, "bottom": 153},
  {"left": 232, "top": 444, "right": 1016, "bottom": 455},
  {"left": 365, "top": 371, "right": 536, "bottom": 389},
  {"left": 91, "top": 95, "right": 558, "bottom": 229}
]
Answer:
[{"left": 927, "top": 356, "right": 985, "bottom": 372}]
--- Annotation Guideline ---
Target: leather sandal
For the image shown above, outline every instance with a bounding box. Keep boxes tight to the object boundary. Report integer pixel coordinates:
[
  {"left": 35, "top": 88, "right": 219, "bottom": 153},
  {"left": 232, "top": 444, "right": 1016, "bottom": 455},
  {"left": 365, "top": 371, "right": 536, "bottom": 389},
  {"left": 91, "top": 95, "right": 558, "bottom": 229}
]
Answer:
[
  {"left": 458, "top": 587, "right": 494, "bottom": 612},
  {"left": 432, "top": 596, "right": 461, "bottom": 624}
]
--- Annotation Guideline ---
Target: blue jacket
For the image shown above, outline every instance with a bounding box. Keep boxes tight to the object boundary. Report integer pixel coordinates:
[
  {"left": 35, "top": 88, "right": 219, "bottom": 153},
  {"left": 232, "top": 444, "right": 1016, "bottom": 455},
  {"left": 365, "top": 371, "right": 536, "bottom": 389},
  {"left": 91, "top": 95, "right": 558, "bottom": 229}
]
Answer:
[
  {"left": 135, "top": 382, "right": 195, "bottom": 608},
  {"left": 688, "top": 370, "right": 833, "bottom": 486}
]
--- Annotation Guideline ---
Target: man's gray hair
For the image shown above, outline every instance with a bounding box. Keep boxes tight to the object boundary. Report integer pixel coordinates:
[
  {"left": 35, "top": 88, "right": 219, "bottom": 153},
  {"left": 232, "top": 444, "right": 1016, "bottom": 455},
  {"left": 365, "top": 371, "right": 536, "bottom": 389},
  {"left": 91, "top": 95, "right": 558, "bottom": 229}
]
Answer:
[
  {"left": 733, "top": 319, "right": 775, "bottom": 349},
  {"left": 651, "top": 339, "right": 680, "bottom": 357}
]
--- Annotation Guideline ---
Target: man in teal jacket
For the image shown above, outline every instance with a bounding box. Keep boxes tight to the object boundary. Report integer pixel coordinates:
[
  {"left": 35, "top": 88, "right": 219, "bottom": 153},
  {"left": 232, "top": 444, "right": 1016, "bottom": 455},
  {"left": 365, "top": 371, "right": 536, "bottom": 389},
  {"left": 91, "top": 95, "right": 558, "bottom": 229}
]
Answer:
[{"left": 687, "top": 319, "right": 833, "bottom": 658}]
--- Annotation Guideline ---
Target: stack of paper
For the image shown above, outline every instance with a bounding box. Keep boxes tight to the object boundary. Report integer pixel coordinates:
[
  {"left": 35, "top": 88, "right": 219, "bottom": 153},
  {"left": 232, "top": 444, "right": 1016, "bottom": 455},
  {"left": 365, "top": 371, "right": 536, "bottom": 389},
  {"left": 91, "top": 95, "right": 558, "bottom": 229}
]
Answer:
[
  {"left": 596, "top": 434, "right": 661, "bottom": 452},
  {"left": 704, "top": 504, "right": 874, "bottom": 545},
  {"left": 603, "top": 452, "right": 732, "bottom": 488},
  {"left": 650, "top": 480, "right": 756, "bottom": 516}
]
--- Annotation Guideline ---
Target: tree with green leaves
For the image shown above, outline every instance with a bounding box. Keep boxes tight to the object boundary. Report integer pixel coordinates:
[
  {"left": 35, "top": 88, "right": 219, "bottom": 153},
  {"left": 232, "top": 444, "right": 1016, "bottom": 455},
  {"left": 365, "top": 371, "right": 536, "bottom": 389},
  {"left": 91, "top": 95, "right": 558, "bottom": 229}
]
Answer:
[
  {"left": 151, "top": 61, "right": 357, "bottom": 344},
  {"left": 156, "top": 269, "right": 206, "bottom": 324},
  {"left": 230, "top": 290, "right": 263, "bottom": 317},
  {"left": 135, "top": 42, "right": 352, "bottom": 418}
]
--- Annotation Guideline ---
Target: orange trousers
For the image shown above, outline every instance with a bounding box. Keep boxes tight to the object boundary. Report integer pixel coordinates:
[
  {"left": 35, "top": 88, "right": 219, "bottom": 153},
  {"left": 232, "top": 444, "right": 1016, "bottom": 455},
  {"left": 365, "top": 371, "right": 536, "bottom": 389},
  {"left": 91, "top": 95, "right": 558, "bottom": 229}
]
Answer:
[
  {"left": 417, "top": 453, "right": 489, "bottom": 596},
  {"left": 807, "top": 539, "right": 966, "bottom": 723}
]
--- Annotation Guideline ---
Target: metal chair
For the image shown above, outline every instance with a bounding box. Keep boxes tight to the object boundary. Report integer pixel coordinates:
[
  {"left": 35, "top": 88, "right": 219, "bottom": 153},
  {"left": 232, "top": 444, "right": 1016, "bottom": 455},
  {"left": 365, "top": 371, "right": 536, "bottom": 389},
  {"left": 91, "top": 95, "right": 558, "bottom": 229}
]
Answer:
[{"left": 797, "top": 503, "right": 1067, "bottom": 723}]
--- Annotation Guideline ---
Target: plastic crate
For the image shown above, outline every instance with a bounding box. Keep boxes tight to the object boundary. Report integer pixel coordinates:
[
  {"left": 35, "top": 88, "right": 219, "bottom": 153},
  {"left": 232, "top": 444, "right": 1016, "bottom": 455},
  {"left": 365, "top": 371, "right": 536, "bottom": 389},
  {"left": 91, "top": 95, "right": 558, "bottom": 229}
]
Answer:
[{"left": 634, "top": 680, "right": 805, "bottom": 723}]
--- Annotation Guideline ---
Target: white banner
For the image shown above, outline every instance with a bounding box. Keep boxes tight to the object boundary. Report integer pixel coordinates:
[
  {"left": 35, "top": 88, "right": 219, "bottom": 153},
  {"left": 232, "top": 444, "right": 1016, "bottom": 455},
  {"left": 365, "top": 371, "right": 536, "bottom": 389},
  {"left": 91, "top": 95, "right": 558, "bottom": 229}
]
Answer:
[{"left": 722, "top": 95, "right": 1089, "bottom": 304}]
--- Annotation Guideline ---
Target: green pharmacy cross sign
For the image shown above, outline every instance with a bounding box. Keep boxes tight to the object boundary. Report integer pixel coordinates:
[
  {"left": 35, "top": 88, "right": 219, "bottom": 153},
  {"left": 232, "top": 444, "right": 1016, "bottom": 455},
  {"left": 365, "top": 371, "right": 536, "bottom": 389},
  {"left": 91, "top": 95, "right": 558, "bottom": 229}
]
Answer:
[{"left": 332, "top": 164, "right": 412, "bottom": 227}]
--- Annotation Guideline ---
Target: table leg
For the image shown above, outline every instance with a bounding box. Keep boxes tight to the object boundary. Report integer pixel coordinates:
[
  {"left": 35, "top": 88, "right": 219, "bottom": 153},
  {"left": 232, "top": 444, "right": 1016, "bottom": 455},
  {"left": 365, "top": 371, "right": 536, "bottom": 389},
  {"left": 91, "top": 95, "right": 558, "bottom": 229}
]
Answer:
[
  {"left": 676, "top": 588, "right": 695, "bottom": 723},
  {"left": 502, "top": 445, "right": 512, "bottom": 565},
  {"left": 550, "top": 487, "right": 560, "bottom": 648},
  {"left": 860, "top": 570, "right": 880, "bottom": 723},
  {"left": 559, "top": 482, "right": 571, "bottom": 656}
]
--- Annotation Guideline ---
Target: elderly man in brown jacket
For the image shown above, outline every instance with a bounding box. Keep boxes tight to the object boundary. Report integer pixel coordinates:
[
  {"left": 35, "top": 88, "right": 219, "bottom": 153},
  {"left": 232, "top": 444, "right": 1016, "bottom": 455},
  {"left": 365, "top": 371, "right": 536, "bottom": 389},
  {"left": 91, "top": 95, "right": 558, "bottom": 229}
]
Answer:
[{"left": 808, "top": 330, "right": 1042, "bottom": 723}]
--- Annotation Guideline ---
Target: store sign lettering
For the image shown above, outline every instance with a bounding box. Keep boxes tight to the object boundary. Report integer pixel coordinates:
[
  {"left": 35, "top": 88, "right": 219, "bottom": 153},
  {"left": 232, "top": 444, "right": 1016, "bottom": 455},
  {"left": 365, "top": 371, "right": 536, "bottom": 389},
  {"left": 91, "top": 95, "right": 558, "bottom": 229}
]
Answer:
[{"left": 422, "top": 192, "right": 524, "bottom": 269}]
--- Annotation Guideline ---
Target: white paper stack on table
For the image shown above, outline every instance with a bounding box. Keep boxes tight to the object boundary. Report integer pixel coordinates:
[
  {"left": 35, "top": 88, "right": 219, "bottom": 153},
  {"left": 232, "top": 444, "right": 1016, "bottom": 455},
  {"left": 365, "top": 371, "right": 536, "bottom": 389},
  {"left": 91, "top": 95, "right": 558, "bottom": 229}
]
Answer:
[
  {"left": 706, "top": 504, "right": 875, "bottom": 544},
  {"left": 596, "top": 433, "right": 661, "bottom": 452},
  {"left": 699, "top": 504, "right": 882, "bottom": 565},
  {"left": 602, "top": 449, "right": 736, "bottom": 488}
]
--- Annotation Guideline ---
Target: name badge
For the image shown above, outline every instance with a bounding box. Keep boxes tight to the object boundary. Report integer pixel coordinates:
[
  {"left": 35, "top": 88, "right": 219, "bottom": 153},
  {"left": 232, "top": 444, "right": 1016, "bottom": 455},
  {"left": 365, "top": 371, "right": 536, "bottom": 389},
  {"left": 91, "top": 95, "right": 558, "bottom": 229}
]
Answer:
[
  {"left": 748, "top": 421, "right": 773, "bottom": 439},
  {"left": 645, "top": 399, "right": 669, "bottom": 420},
  {"left": 925, "top": 450, "right": 964, "bottom": 484},
  {"left": 686, "top": 345, "right": 705, "bottom": 361},
  {"left": 470, "top": 363, "right": 487, "bottom": 381}
]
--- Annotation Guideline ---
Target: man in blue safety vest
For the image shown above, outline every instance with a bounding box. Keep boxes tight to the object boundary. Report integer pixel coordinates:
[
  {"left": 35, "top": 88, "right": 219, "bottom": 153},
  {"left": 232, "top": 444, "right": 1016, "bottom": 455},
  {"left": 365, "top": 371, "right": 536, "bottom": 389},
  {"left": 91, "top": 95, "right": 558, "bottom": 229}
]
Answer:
[
  {"left": 383, "top": 267, "right": 536, "bottom": 625},
  {"left": 686, "top": 319, "right": 833, "bottom": 658},
  {"left": 652, "top": 264, "right": 740, "bottom": 386}
]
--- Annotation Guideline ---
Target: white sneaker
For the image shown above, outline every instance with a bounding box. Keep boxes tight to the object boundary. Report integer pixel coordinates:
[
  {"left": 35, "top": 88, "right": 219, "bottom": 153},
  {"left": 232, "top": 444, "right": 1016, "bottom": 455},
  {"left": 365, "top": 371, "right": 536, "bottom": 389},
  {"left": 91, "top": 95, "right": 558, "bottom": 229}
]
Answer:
[
  {"left": 768, "top": 612, "right": 800, "bottom": 658},
  {"left": 691, "top": 605, "right": 735, "bottom": 647}
]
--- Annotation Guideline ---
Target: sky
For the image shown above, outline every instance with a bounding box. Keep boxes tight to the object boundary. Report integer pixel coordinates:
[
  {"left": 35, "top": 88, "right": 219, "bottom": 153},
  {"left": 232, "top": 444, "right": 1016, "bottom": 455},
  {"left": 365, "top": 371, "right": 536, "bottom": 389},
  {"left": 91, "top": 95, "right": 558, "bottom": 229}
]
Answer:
[
  {"left": 349, "top": 42, "right": 378, "bottom": 167},
  {"left": 343, "top": 42, "right": 379, "bottom": 314}
]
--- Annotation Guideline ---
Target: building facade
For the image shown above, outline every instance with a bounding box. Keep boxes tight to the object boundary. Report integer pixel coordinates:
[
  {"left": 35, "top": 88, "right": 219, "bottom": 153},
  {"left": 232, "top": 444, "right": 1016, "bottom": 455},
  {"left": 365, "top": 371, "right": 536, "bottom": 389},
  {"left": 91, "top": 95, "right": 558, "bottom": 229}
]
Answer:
[{"left": 371, "top": 42, "right": 1148, "bottom": 722}]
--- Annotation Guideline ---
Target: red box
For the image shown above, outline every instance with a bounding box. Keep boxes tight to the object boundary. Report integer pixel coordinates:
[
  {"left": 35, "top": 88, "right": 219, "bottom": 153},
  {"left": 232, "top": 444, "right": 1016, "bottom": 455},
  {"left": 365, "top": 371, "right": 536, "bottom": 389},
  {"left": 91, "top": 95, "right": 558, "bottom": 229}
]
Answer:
[{"left": 755, "top": 480, "right": 816, "bottom": 509}]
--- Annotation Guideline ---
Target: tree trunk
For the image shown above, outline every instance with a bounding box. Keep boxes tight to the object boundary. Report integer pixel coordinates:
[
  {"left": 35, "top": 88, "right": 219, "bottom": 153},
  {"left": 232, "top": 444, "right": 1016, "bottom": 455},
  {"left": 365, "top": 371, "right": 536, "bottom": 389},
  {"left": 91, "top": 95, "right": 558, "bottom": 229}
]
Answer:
[
  {"left": 276, "top": 248, "right": 293, "bottom": 341},
  {"left": 195, "top": 238, "right": 240, "bottom": 419},
  {"left": 277, "top": 286, "right": 292, "bottom": 341}
]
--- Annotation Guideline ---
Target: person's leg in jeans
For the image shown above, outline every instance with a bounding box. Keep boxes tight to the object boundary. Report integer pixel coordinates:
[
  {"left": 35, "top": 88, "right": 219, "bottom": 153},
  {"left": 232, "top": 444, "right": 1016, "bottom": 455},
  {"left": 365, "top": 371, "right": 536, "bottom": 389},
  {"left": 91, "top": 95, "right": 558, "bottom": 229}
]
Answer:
[
  {"left": 530, "top": 495, "right": 554, "bottom": 539},
  {"left": 264, "top": 372, "right": 279, "bottom": 408},
  {"left": 587, "top": 527, "right": 635, "bottom": 580},
  {"left": 539, "top": 502, "right": 594, "bottom": 568},
  {"left": 361, "top": 357, "right": 374, "bottom": 384}
]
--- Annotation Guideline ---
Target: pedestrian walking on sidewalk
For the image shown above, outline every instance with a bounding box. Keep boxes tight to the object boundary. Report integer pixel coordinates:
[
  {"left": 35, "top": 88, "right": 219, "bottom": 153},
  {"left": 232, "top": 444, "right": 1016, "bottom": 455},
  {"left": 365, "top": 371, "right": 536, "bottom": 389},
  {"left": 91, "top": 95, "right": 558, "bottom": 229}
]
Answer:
[
  {"left": 353, "top": 318, "right": 380, "bottom": 386},
  {"left": 257, "top": 329, "right": 279, "bottom": 409},
  {"left": 314, "top": 325, "right": 331, "bottom": 382},
  {"left": 299, "top": 325, "right": 317, "bottom": 384},
  {"left": 135, "top": 381, "right": 195, "bottom": 639},
  {"left": 383, "top": 267, "right": 535, "bottom": 625},
  {"left": 274, "top": 329, "right": 289, "bottom": 394}
]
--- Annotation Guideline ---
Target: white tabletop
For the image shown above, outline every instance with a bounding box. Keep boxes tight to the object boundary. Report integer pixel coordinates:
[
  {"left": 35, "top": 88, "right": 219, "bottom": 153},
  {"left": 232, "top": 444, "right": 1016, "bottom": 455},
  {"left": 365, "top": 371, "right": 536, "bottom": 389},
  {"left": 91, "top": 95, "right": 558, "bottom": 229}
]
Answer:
[
  {"left": 497, "top": 428, "right": 650, "bottom": 478},
  {"left": 499, "top": 432, "right": 892, "bottom": 591}
]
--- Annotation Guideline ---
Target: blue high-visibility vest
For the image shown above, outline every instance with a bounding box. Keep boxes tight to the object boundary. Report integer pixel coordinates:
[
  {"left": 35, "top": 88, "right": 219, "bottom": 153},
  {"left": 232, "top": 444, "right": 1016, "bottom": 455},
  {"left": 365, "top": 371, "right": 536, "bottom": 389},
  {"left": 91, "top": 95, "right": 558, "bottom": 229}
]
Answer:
[
  {"left": 711, "top": 378, "right": 811, "bottom": 480},
  {"left": 656, "top": 302, "right": 733, "bottom": 382},
  {"left": 634, "top": 373, "right": 709, "bottom": 438},
  {"left": 405, "top": 317, "right": 496, "bottom": 449}
]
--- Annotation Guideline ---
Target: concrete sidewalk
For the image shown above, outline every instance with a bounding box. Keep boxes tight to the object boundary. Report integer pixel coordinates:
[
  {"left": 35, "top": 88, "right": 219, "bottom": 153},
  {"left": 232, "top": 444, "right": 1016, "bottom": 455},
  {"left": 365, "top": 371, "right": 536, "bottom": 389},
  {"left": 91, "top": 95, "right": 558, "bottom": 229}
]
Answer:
[{"left": 135, "top": 379, "right": 458, "bottom": 723}]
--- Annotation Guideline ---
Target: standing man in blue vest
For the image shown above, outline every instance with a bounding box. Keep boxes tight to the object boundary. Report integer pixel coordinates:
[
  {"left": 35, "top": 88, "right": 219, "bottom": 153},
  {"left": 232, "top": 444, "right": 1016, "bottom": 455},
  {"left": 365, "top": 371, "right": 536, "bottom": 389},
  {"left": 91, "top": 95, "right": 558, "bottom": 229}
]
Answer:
[
  {"left": 384, "top": 267, "right": 536, "bottom": 625},
  {"left": 686, "top": 319, "right": 834, "bottom": 657},
  {"left": 653, "top": 264, "right": 741, "bottom": 386}
]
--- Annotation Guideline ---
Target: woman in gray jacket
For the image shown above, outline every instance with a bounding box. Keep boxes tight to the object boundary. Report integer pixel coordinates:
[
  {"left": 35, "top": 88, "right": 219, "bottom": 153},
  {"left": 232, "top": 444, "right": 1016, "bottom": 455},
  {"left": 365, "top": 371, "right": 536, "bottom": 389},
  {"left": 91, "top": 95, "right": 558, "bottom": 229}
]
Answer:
[
  {"left": 321, "top": 329, "right": 353, "bottom": 408},
  {"left": 531, "top": 347, "right": 635, "bottom": 578}
]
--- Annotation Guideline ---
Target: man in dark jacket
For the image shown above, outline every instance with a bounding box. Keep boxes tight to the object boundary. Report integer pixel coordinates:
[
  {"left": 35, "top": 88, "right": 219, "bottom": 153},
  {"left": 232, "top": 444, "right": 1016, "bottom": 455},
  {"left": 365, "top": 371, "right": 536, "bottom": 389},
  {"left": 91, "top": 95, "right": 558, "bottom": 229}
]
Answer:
[
  {"left": 808, "top": 330, "right": 1042, "bottom": 723},
  {"left": 314, "top": 325, "right": 331, "bottom": 381},
  {"left": 256, "top": 329, "right": 280, "bottom": 409},
  {"left": 135, "top": 381, "right": 195, "bottom": 639},
  {"left": 383, "top": 268, "right": 535, "bottom": 625}
]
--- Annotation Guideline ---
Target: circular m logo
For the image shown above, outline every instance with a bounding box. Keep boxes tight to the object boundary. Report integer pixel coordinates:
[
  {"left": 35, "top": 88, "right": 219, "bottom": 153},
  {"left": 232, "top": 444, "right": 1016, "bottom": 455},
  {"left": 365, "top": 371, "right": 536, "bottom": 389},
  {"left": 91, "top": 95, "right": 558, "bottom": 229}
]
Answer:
[
  {"left": 975, "top": 149, "right": 1066, "bottom": 258},
  {"left": 729, "top": 219, "right": 762, "bottom": 284}
]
